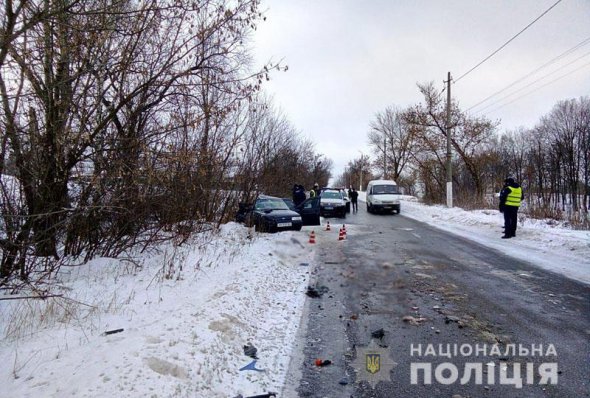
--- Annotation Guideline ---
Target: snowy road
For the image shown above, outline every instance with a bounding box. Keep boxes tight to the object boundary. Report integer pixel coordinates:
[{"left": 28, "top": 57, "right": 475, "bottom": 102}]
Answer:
[{"left": 287, "top": 207, "right": 590, "bottom": 397}]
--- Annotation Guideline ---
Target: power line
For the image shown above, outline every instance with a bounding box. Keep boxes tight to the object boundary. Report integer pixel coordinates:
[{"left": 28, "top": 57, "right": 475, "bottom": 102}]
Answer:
[
  {"left": 466, "top": 36, "right": 590, "bottom": 112},
  {"left": 479, "top": 61, "right": 590, "bottom": 116},
  {"left": 454, "top": 0, "right": 563, "bottom": 84},
  {"left": 473, "top": 50, "right": 590, "bottom": 114}
]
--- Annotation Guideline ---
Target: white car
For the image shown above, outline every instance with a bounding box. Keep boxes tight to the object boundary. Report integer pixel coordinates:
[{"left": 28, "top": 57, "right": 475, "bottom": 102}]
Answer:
[{"left": 319, "top": 189, "right": 347, "bottom": 218}]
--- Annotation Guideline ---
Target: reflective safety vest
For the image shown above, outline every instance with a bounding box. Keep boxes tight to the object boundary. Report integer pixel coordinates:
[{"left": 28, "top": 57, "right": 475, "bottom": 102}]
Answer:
[{"left": 505, "top": 186, "right": 522, "bottom": 207}]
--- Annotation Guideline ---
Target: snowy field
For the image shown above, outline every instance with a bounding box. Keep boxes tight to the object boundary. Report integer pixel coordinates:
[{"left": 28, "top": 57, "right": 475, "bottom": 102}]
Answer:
[{"left": 0, "top": 197, "right": 588, "bottom": 397}]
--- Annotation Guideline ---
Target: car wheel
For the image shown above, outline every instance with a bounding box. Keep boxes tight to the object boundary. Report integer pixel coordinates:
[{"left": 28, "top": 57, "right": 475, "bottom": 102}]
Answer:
[
  {"left": 255, "top": 221, "right": 267, "bottom": 232},
  {"left": 367, "top": 203, "right": 371, "bottom": 213}
]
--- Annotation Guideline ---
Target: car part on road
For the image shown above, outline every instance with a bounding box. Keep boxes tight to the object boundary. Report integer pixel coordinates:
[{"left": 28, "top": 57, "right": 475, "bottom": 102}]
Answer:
[
  {"left": 314, "top": 359, "right": 332, "bottom": 367},
  {"left": 238, "top": 360, "right": 265, "bottom": 372},
  {"left": 243, "top": 342, "right": 258, "bottom": 359}
]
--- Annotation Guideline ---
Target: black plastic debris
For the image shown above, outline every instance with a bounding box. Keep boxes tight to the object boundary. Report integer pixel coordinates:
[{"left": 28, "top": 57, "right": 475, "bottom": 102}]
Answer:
[
  {"left": 102, "top": 328, "right": 124, "bottom": 336},
  {"left": 371, "top": 328, "right": 385, "bottom": 339},
  {"left": 233, "top": 392, "right": 277, "bottom": 398},
  {"left": 306, "top": 285, "right": 329, "bottom": 298},
  {"left": 243, "top": 342, "right": 258, "bottom": 359},
  {"left": 339, "top": 377, "right": 349, "bottom": 385}
]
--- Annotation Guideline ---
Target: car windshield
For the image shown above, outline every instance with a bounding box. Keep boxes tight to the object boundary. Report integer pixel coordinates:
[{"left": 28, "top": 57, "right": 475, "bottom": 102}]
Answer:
[
  {"left": 373, "top": 185, "right": 400, "bottom": 194},
  {"left": 321, "top": 191, "right": 342, "bottom": 199},
  {"left": 255, "top": 198, "right": 289, "bottom": 211}
]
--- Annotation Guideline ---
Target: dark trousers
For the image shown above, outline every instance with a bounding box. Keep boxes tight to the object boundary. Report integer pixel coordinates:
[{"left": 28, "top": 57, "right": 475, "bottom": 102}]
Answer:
[
  {"left": 503, "top": 206, "right": 519, "bottom": 237},
  {"left": 351, "top": 200, "right": 358, "bottom": 212}
]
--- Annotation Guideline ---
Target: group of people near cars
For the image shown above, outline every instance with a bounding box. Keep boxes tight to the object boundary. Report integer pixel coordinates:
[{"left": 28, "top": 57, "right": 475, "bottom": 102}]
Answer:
[
  {"left": 292, "top": 183, "right": 359, "bottom": 212},
  {"left": 292, "top": 176, "right": 522, "bottom": 239}
]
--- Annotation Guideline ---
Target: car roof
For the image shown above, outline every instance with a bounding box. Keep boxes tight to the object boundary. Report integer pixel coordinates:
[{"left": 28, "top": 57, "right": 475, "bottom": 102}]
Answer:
[
  {"left": 368, "top": 179, "right": 397, "bottom": 185},
  {"left": 257, "top": 194, "right": 282, "bottom": 200}
]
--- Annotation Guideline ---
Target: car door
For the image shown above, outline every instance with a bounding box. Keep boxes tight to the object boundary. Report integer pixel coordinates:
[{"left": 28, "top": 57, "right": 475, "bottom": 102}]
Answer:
[{"left": 296, "top": 197, "right": 320, "bottom": 226}]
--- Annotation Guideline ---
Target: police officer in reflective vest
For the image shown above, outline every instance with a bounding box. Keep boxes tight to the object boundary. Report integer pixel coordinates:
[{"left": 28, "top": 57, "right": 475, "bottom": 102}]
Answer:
[
  {"left": 499, "top": 177, "right": 523, "bottom": 239},
  {"left": 310, "top": 183, "right": 320, "bottom": 198}
]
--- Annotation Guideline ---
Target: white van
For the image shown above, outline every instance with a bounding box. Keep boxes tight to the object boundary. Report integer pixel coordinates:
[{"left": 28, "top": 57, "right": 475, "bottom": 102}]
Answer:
[{"left": 366, "top": 179, "right": 401, "bottom": 214}]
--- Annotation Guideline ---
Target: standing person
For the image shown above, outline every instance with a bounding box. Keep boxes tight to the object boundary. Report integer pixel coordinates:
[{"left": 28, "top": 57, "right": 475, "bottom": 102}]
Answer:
[
  {"left": 310, "top": 183, "right": 320, "bottom": 198},
  {"left": 498, "top": 180, "right": 509, "bottom": 232},
  {"left": 499, "top": 176, "right": 523, "bottom": 239},
  {"left": 294, "top": 185, "right": 306, "bottom": 206},
  {"left": 292, "top": 184, "right": 299, "bottom": 204},
  {"left": 349, "top": 188, "right": 359, "bottom": 212}
]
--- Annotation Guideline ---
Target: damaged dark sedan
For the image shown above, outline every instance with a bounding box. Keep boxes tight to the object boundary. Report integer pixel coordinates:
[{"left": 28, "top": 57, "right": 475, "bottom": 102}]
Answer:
[{"left": 236, "top": 195, "right": 320, "bottom": 232}]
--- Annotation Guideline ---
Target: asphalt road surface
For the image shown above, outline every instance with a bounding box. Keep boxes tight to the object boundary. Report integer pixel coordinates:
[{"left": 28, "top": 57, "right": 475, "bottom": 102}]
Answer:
[{"left": 282, "top": 204, "right": 590, "bottom": 398}]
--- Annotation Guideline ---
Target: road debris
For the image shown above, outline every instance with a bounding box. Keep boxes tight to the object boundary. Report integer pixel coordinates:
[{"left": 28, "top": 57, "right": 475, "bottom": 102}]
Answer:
[
  {"left": 306, "top": 285, "right": 329, "bottom": 298},
  {"left": 371, "top": 328, "right": 385, "bottom": 339},
  {"left": 314, "top": 358, "right": 332, "bottom": 367},
  {"left": 239, "top": 360, "right": 265, "bottom": 372},
  {"left": 402, "top": 315, "right": 427, "bottom": 326},
  {"left": 243, "top": 342, "right": 258, "bottom": 359}
]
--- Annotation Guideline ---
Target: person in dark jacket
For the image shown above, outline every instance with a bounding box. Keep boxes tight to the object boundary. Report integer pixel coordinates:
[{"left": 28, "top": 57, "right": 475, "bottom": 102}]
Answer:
[
  {"left": 294, "top": 185, "right": 306, "bottom": 206},
  {"left": 499, "top": 180, "right": 509, "bottom": 231},
  {"left": 499, "top": 177, "right": 524, "bottom": 239},
  {"left": 292, "top": 184, "right": 299, "bottom": 204},
  {"left": 349, "top": 188, "right": 359, "bottom": 212}
]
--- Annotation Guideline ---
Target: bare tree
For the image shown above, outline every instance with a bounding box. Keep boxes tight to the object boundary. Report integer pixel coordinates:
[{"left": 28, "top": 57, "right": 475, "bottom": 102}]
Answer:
[
  {"left": 368, "top": 106, "right": 414, "bottom": 181},
  {"left": 403, "top": 82, "right": 498, "bottom": 204},
  {"left": 538, "top": 97, "right": 589, "bottom": 212},
  {"left": 0, "top": 0, "right": 293, "bottom": 286}
]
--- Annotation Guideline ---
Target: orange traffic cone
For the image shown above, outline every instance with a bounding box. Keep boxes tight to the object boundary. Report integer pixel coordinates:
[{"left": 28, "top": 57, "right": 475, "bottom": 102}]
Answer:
[
  {"left": 338, "top": 228, "right": 345, "bottom": 241},
  {"left": 309, "top": 230, "right": 316, "bottom": 244},
  {"left": 342, "top": 224, "right": 347, "bottom": 233},
  {"left": 325, "top": 221, "right": 331, "bottom": 231}
]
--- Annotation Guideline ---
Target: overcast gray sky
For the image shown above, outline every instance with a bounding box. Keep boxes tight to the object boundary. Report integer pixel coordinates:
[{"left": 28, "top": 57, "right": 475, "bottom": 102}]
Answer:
[{"left": 253, "top": 0, "right": 590, "bottom": 179}]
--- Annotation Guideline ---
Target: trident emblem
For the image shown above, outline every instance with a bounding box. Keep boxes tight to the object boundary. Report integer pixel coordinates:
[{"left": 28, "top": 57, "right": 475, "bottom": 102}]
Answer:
[{"left": 366, "top": 353, "right": 381, "bottom": 374}]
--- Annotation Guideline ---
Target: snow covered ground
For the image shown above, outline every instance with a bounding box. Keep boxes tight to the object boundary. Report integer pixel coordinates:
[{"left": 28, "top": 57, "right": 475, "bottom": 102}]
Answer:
[{"left": 0, "top": 197, "right": 588, "bottom": 397}]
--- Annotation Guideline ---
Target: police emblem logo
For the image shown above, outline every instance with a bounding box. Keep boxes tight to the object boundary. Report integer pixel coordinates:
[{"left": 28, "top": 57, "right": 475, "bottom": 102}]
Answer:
[
  {"left": 353, "top": 340, "right": 397, "bottom": 388},
  {"left": 366, "top": 353, "right": 380, "bottom": 374}
]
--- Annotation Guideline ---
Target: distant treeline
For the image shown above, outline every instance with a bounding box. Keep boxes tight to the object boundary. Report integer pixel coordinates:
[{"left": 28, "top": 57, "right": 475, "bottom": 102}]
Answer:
[{"left": 342, "top": 84, "right": 588, "bottom": 227}]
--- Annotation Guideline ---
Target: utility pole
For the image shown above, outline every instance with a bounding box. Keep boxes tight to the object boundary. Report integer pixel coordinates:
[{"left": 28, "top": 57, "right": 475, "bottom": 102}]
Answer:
[
  {"left": 383, "top": 134, "right": 387, "bottom": 179},
  {"left": 446, "top": 72, "right": 453, "bottom": 208},
  {"left": 358, "top": 151, "right": 364, "bottom": 191},
  {"left": 360, "top": 168, "right": 363, "bottom": 192}
]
